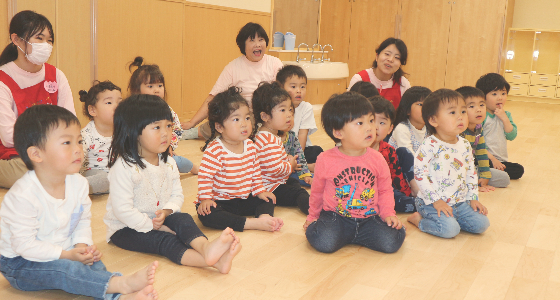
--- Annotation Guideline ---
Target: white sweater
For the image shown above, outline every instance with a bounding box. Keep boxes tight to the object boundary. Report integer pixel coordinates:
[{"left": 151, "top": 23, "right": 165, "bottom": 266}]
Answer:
[
  {"left": 104, "top": 156, "right": 184, "bottom": 241},
  {"left": 0, "top": 171, "right": 93, "bottom": 262}
]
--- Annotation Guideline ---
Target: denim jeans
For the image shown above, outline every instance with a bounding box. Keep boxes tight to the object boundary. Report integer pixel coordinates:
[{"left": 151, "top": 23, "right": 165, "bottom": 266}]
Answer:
[
  {"left": 415, "top": 198, "right": 490, "bottom": 238},
  {"left": 394, "top": 188, "right": 416, "bottom": 213},
  {"left": 0, "top": 256, "right": 121, "bottom": 300},
  {"left": 395, "top": 147, "right": 414, "bottom": 182},
  {"left": 111, "top": 212, "right": 206, "bottom": 265},
  {"left": 172, "top": 155, "right": 194, "bottom": 173},
  {"left": 306, "top": 210, "right": 406, "bottom": 254}
]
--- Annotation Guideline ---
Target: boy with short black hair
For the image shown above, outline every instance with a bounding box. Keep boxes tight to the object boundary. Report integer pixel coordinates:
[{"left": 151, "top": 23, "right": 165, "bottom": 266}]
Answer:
[
  {"left": 369, "top": 96, "right": 417, "bottom": 213},
  {"left": 304, "top": 92, "right": 405, "bottom": 254},
  {"left": 456, "top": 86, "right": 510, "bottom": 190},
  {"left": 0, "top": 105, "right": 159, "bottom": 299},
  {"left": 475, "top": 73, "right": 524, "bottom": 180},
  {"left": 407, "top": 89, "right": 489, "bottom": 239},
  {"left": 277, "top": 65, "right": 323, "bottom": 168}
]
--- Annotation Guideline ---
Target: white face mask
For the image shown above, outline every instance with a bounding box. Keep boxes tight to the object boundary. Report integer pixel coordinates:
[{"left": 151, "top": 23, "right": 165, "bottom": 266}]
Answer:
[{"left": 17, "top": 39, "right": 53, "bottom": 65}]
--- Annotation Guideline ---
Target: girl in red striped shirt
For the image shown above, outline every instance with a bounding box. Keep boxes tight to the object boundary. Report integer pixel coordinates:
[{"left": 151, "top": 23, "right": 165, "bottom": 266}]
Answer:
[{"left": 197, "top": 87, "right": 283, "bottom": 232}]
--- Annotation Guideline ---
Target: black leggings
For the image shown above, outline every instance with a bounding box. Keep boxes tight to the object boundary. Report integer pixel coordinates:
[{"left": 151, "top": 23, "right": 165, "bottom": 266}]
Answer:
[
  {"left": 274, "top": 177, "right": 310, "bottom": 214},
  {"left": 489, "top": 160, "right": 524, "bottom": 180},
  {"left": 110, "top": 213, "right": 205, "bottom": 265},
  {"left": 197, "top": 196, "right": 275, "bottom": 232},
  {"left": 304, "top": 146, "right": 323, "bottom": 164}
]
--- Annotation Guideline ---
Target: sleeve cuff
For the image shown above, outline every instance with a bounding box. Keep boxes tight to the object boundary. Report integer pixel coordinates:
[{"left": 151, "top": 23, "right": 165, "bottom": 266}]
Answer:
[{"left": 163, "top": 202, "right": 181, "bottom": 213}]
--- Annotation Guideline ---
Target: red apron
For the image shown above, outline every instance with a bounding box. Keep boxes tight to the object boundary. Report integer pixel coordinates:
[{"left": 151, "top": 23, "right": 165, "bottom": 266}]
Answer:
[
  {"left": 0, "top": 63, "right": 58, "bottom": 159},
  {"left": 358, "top": 69, "right": 402, "bottom": 109}
]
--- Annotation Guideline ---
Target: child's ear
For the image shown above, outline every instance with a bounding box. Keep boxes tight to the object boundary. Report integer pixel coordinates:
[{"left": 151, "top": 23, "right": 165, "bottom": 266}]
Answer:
[
  {"left": 27, "top": 146, "right": 43, "bottom": 164},
  {"left": 332, "top": 129, "right": 344, "bottom": 140},
  {"left": 428, "top": 115, "right": 438, "bottom": 129},
  {"left": 214, "top": 122, "right": 224, "bottom": 134},
  {"left": 260, "top": 112, "right": 270, "bottom": 123},
  {"left": 389, "top": 124, "right": 394, "bottom": 132},
  {"left": 88, "top": 105, "right": 97, "bottom": 117}
]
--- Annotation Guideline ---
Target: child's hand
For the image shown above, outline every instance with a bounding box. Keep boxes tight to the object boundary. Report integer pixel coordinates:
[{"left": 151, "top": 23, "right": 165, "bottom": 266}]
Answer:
[
  {"left": 288, "top": 155, "right": 298, "bottom": 171},
  {"left": 433, "top": 200, "right": 453, "bottom": 217},
  {"left": 152, "top": 209, "right": 171, "bottom": 230},
  {"left": 257, "top": 191, "right": 276, "bottom": 204},
  {"left": 478, "top": 179, "right": 495, "bottom": 192},
  {"left": 304, "top": 176, "right": 313, "bottom": 185},
  {"left": 303, "top": 219, "right": 316, "bottom": 230},
  {"left": 470, "top": 200, "right": 488, "bottom": 215},
  {"left": 384, "top": 216, "right": 403, "bottom": 229},
  {"left": 158, "top": 225, "right": 176, "bottom": 235},
  {"left": 494, "top": 104, "right": 508, "bottom": 122},
  {"left": 197, "top": 200, "right": 216, "bottom": 216},
  {"left": 86, "top": 244, "right": 103, "bottom": 263},
  {"left": 490, "top": 157, "right": 506, "bottom": 171},
  {"left": 62, "top": 247, "right": 94, "bottom": 265}
]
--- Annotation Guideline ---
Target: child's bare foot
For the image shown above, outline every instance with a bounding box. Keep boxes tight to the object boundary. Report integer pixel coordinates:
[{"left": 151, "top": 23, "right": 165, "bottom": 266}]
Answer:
[
  {"left": 203, "top": 227, "right": 235, "bottom": 266},
  {"left": 120, "top": 285, "right": 158, "bottom": 300},
  {"left": 119, "top": 261, "right": 158, "bottom": 295},
  {"left": 245, "top": 214, "right": 283, "bottom": 231},
  {"left": 213, "top": 236, "right": 242, "bottom": 274},
  {"left": 407, "top": 212, "right": 422, "bottom": 228}
]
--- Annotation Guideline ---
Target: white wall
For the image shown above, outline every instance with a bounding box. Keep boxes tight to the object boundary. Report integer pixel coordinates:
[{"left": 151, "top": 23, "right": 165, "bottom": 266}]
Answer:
[
  {"left": 187, "top": 0, "right": 271, "bottom": 13},
  {"left": 512, "top": 0, "right": 560, "bottom": 29}
]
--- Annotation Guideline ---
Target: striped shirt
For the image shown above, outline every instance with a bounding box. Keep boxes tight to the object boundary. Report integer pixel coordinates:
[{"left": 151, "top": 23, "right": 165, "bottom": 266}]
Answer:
[
  {"left": 461, "top": 126, "right": 492, "bottom": 180},
  {"left": 254, "top": 131, "right": 292, "bottom": 192},
  {"left": 197, "top": 139, "right": 266, "bottom": 203}
]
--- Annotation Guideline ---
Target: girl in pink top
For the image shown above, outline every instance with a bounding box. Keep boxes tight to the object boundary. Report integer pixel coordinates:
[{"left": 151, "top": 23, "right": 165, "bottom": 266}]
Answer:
[
  {"left": 0, "top": 10, "right": 75, "bottom": 188},
  {"left": 304, "top": 93, "right": 405, "bottom": 254}
]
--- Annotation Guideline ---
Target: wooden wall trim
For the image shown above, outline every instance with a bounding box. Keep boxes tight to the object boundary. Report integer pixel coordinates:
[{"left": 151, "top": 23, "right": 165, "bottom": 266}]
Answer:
[
  {"left": 91, "top": 0, "right": 97, "bottom": 81},
  {"left": 184, "top": 1, "right": 271, "bottom": 17}
]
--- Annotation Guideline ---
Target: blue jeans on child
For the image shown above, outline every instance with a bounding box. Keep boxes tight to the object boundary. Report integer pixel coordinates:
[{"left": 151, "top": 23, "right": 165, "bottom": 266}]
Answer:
[
  {"left": 306, "top": 210, "right": 406, "bottom": 254},
  {"left": 0, "top": 256, "right": 121, "bottom": 300},
  {"left": 415, "top": 198, "right": 490, "bottom": 238},
  {"left": 172, "top": 155, "right": 194, "bottom": 173}
]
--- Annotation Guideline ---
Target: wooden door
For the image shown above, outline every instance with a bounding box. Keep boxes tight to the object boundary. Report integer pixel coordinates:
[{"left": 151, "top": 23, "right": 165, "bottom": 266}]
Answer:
[
  {"left": 445, "top": 0, "right": 507, "bottom": 89},
  {"left": 398, "top": 0, "right": 452, "bottom": 90},
  {"left": 347, "top": 0, "right": 400, "bottom": 85},
  {"left": 273, "top": 0, "right": 321, "bottom": 46},
  {"left": 318, "top": 0, "right": 351, "bottom": 64}
]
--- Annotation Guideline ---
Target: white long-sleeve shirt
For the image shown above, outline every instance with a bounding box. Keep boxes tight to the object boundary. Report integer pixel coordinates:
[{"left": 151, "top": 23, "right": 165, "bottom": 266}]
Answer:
[
  {"left": 0, "top": 62, "right": 75, "bottom": 147},
  {"left": 104, "top": 156, "right": 184, "bottom": 241},
  {"left": 0, "top": 171, "right": 93, "bottom": 262}
]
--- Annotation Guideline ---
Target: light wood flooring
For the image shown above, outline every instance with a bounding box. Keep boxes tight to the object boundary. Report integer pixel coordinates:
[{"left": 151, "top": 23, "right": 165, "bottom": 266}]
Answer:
[{"left": 1, "top": 99, "right": 560, "bottom": 299}]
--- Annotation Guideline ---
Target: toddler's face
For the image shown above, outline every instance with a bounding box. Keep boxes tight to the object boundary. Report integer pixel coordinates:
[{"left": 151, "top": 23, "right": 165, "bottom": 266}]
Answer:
[
  {"left": 90, "top": 89, "right": 122, "bottom": 126},
  {"left": 408, "top": 101, "right": 424, "bottom": 128},
  {"left": 485, "top": 88, "right": 507, "bottom": 113},
  {"left": 39, "top": 122, "right": 84, "bottom": 175},
  {"left": 265, "top": 99, "right": 293, "bottom": 132},
  {"left": 283, "top": 76, "right": 307, "bottom": 108},
  {"left": 465, "top": 96, "right": 486, "bottom": 125},
  {"left": 374, "top": 113, "right": 393, "bottom": 143},
  {"left": 216, "top": 105, "right": 252, "bottom": 142},
  {"left": 140, "top": 80, "right": 165, "bottom": 99},
  {"left": 337, "top": 113, "right": 376, "bottom": 151},
  {"left": 430, "top": 98, "right": 467, "bottom": 139}
]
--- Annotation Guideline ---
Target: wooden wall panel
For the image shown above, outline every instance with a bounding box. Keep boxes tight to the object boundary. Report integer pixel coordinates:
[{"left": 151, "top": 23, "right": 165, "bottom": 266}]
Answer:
[
  {"left": 501, "top": 0, "right": 515, "bottom": 74},
  {"left": 273, "top": 0, "right": 320, "bottom": 46},
  {"left": 0, "top": 1, "right": 8, "bottom": 47},
  {"left": 183, "top": 3, "right": 270, "bottom": 117},
  {"left": 56, "top": 0, "right": 91, "bottom": 127},
  {"left": 445, "top": 0, "right": 507, "bottom": 89},
  {"left": 96, "top": 0, "right": 184, "bottom": 117},
  {"left": 398, "top": 0, "right": 452, "bottom": 90},
  {"left": 16, "top": 0, "right": 57, "bottom": 67},
  {"left": 318, "top": 0, "right": 351, "bottom": 64}
]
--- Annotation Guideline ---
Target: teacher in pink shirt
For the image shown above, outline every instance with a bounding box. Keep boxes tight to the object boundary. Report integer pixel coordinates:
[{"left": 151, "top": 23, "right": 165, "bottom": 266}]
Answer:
[
  {"left": 181, "top": 22, "right": 283, "bottom": 140},
  {"left": 0, "top": 11, "right": 76, "bottom": 188}
]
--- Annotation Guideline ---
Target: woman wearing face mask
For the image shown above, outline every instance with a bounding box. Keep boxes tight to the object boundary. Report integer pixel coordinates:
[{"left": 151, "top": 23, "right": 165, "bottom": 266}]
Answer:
[
  {"left": 181, "top": 22, "right": 283, "bottom": 140},
  {"left": 348, "top": 38, "right": 411, "bottom": 109},
  {"left": 0, "top": 10, "right": 76, "bottom": 188}
]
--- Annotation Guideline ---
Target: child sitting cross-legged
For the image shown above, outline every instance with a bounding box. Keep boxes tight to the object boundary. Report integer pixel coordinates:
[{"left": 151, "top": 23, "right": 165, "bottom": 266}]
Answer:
[
  {"left": 407, "top": 89, "right": 490, "bottom": 239},
  {"left": 304, "top": 92, "right": 405, "bottom": 254},
  {"left": 456, "top": 86, "right": 510, "bottom": 190},
  {"left": 369, "top": 96, "right": 418, "bottom": 212},
  {"left": 0, "top": 105, "right": 159, "bottom": 300}
]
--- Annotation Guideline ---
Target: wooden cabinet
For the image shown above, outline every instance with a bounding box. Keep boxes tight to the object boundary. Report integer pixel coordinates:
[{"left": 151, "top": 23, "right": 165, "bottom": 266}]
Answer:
[
  {"left": 319, "top": 0, "right": 399, "bottom": 86},
  {"left": 504, "top": 29, "right": 560, "bottom": 99}
]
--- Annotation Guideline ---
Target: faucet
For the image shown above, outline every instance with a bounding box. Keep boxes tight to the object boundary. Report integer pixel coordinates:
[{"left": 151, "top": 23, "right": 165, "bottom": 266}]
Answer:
[
  {"left": 297, "top": 43, "right": 309, "bottom": 62},
  {"left": 311, "top": 44, "right": 323, "bottom": 63},
  {"left": 322, "top": 44, "right": 333, "bottom": 63}
]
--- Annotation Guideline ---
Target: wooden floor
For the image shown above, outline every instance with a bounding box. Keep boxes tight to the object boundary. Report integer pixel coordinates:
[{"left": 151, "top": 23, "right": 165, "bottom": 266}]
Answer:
[{"left": 1, "top": 98, "right": 560, "bottom": 299}]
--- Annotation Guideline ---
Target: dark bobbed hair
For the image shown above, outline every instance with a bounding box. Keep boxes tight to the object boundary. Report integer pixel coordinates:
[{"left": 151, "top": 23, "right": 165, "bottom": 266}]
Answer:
[
  {"left": 251, "top": 81, "right": 291, "bottom": 138},
  {"left": 422, "top": 89, "right": 463, "bottom": 135},
  {"left": 350, "top": 81, "right": 380, "bottom": 98},
  {"left": 276, "top": 64, "right": 307, "bottom": 85},
  {"left": 108, "top": 94, "right": 173, "bottom": 169},
  {"left": 236, "top": 22, "right": 269, "bottom": 55},
  {"left": 79, "top": 80, "right": 121, "bottom": 120},
  {"left": 14, "top": 105, "right": 79, "bottom": 170},
  {"left": 394, "top": 86, "right": 432, "bottom": 126},
  {"left": 127, "top": 56, "right": 166, "bottom": 100},
  {"left": 202, "top": 87, "right": 250, "bottom": 152},
  {"left": 455, "top": 86, "right": 485, "bottom": 101},
  {"left": 322, "top": 92, "right": 374, "bottom": 143},
  {"left": 372, "top": 38, "right": 408, "bottom": 86},
  {"left": 0, "top": 10, "right": 54, "bottom": 66},
  {"left": 475, "top": 73, "right": 511, "bottom": 95},
  {"left": 369, "top": 96, "right": 396, "bottom": 124}
]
